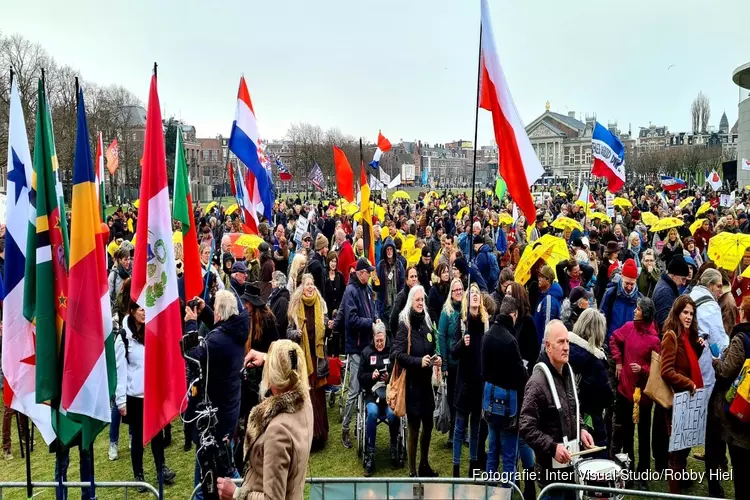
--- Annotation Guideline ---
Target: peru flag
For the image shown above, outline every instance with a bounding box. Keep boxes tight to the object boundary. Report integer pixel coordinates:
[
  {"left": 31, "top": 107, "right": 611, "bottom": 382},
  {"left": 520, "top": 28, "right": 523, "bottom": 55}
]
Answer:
[{"left": 479, "top": 0, "right": 544, "bottom": 224}]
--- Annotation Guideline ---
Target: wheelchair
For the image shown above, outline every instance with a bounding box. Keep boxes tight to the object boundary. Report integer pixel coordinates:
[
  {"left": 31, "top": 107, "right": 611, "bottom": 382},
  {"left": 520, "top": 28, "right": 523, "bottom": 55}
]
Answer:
[{"left": 354, "top": 390, "right": 407, "bottom": 468}]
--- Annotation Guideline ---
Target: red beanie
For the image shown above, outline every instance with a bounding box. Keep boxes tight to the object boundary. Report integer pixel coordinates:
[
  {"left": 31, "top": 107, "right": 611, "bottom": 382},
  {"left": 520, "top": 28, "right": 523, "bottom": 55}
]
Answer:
[
  {"left": 608, "top": 262, "right": 620, "bottom": 279},
  {"left": 622, "top": 258, "right": 638, "bottom": 280}
]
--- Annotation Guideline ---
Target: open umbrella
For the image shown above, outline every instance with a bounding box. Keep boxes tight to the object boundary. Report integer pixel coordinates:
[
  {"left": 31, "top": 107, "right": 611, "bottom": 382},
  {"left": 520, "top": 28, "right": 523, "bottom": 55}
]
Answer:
[
  {"left": 696, "top": 202, "right": 711, "bottom": 217},
  {"left": 226, "top": 203, "right": 239, "bottom": 215},
  {"left": 551, "top": 217, "right": 583, "bottom": 233},
  {"left": 203, "top": 201, "right": 217, "bottom": 214},
  {"left": 649, "top": 217, "right": 683, "bottom": 233},
  {"left": 589, "top": 212, "right": 611, "bottom": 223},
  {"left": 677, "top": 197, "right": 694, "bottom": 210},
  {"left": 557, "top": 192, "right": 567, "bottom": 198},
  {"left": 457, "top": 206, "right": 470, "bottom": 220},
  {"left": 227, "top": 233, "right": 264, "bottom": 258},
  {"left": 133, "top": 199, "right": 140, "bottom": 209},
  {"left": 514, "top": 234, "right": 569, "bottom": 285},
  {"left": 689, "top": 218, "right": 706, "bottom": 234},
  {"left": 641, "top": 212, "right": 659, "bottom": 227},
  {"left": 424, "top": 191, "right": 439, "bottom": 204},
  {"left": 575, "top": 200, "right": 594, "bottom": 208},
  {"left": 645, "top": 185, "right": 654, "bottom": 190},
  {"left": 391, "top": 190, "right": 411, "bottom": 201},
  {"left": 709, "top": 232, "right": 750, "bottom": 272},
  {"left": 613, "top": 197, "right": 632, "bottom": 208},
  {"left": 498, "top": 213, "right": 514, "bottom": 226}
]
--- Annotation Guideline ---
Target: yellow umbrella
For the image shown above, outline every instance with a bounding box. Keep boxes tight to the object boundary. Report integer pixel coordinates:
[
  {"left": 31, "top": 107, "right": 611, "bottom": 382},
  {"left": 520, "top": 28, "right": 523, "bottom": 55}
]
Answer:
[
  {"left": 613, "top": 197, "right": 632, "bottom": 208},
  {"left": 380, "top": 226, "right": 389, "bottom": 240},
  {"left": 689, "top": 218, "right": 706, "bottom": 234},
  {"left": 439, "top": 203, "right": 447, "bottom": 210},
  {"left": 696, "top": 202, "right": 711, "bottom": 217},
  {"left": 641, "top": 212, "right": 659, "bottom": 227},
  {"left": 589, "top": 212, "right": 611, "bottom": 223},
  {"left": 457, "top": 206, "right": 470, "bottom": 220},
  {"left": 373, "top": 204, "right": 385, "bottom": 221},
  {"left": 575, "top": 200, "right": 594, "bottom": 208},
  {"left": 203, "top": 201, "right": 217, "bottom": 214},
  {"left": 745, "top": 186, "right": 750, "bottom": 191},
  {"left": 498, "top": 213, "right": 514, "bottom": 226},
  {"left": 322, "top": 199, "right": 330, "bottom": 206},
  {"left": 677, "top": 197, "right": 694, "bottom": 210},
  {"left": 391, "top": 190, "right": 410, "bottom": 200},
  {"left": 557, "top": 192, "right": 567, "bottom": 198},
  {"left": 551, "top": 217, "right": 583, "bottom": 233},
  {"left": 342, "top": 203, "right": 359, "bottom": 216},
  {"left": 709, "top": 232, "right": 750, "bottom": 272},
  {"left": 233, "top": 234, "right": 264, "bottom": 249},
  {"left": 649, "top": 217, "right": 683, "bottom": 232},
  {"left": 133, "top": 199, "right": 140, "bottom": 209},
  {"left": 645, "top": 185, "right": 654, "bottom": 190},
  {"left": 514, "top": 235, "right": 569, "bottom": 285}
]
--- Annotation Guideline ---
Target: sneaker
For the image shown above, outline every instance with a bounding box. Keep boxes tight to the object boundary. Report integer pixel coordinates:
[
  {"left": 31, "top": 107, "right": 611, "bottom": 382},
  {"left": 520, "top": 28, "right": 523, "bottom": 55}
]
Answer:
[
  {"left": 363, "top": 452, "right": 374, "bottom": 477},
  {"left": 161, "top": 465, "right": 176, "bottom": 485},
  {"left": 341, "top": 430, "right": 352, "bottom": 449},
  {"left": 3, "top": 450, "right": 13, "bottom": 461},
  {"left": 134, "top": 473, "right": 147, "bottom": 493},
  {"left": 108, "top": 442, "right": 119, "bottom": 461}
]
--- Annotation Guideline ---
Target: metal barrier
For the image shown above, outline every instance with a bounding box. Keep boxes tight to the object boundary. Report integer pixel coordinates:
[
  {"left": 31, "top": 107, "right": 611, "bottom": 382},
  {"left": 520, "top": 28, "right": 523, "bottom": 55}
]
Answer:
[
  {"left": 538, "top": 482, "right": 716, "bottom": 499},
  {"left": 0, "top": 481, "right": 160, "bottom": 499},
  {"left": 189, "top": 477, "right": 524, "bottom": 499}
]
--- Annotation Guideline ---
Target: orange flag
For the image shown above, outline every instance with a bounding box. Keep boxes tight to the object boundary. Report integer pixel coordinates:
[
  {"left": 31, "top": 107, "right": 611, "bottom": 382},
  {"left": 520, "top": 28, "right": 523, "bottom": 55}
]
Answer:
[{"left": 333, "top": 146, "right": 354, "bottom": 202}]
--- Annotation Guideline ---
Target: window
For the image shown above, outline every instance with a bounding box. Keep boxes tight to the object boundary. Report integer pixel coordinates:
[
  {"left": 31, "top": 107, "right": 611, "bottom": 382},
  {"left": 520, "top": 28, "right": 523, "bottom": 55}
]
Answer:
[{"left": 585, "top": 149, "right": 591, "bottom": 165}]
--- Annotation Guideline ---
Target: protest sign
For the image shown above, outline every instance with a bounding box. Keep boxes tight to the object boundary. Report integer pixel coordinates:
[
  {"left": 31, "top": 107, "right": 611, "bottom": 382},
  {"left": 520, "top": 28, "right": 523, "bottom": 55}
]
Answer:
[
  {"left": 294, "top": 215, "right": 309, "bottom": 244},
  {"left": 668, "top": 388, "right": 708, "bottom": 452},
  {"left": 605, "top": 192, "right": 615, "bottom": 218}
]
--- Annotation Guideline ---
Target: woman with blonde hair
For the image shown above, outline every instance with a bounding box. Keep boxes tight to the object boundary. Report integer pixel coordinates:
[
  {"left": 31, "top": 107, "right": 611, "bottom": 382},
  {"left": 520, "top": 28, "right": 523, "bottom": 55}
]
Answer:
[
  {"left": 243, "top": 246, "right": 261, "bottom": 284},
  {"left": 451, "top": 282, "right": 489, "bottom": 476},
  {"left": 217, "top": 340, "right": 313, "bottom": 500},
  {"left": 287, "top": 253, "right": 308, "bottom": 293},
  {"left": 286, "top": 274, "right": 329, "bottom": 449}
]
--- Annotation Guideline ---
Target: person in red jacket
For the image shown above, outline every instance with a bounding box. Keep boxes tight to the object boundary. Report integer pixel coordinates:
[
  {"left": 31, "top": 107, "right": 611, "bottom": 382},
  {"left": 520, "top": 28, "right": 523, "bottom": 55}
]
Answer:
[
  {"left": 334, "top": 228, "right": 356, "bottom": 285},
  {"left": 609, "top": 297, "right": 660, "bottom": 489},
  {"left": 730, "top": 247, "right": 750, "bottom": 307}
]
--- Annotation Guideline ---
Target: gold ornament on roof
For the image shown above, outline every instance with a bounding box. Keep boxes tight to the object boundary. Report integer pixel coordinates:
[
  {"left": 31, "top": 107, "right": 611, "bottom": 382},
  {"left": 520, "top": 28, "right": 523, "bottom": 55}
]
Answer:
[{"left": 545, "top": 101, "right": 551, "bottom": 111}]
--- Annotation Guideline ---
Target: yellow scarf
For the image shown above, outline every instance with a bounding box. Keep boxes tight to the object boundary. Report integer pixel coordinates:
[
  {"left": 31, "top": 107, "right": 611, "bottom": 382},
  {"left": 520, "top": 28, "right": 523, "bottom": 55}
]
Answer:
[{"left": 298, "top": 293, "right": 326, "bottom": 386}]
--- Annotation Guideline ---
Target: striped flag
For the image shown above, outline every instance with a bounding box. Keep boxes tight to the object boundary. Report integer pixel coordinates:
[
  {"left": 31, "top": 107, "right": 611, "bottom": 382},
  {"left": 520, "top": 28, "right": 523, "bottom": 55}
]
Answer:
[
  {"left": 95, "top": 132, "right": 106, "bottom": 220},
  {"left": 61, "top": 86, "right": 117, "bottom": 449},
  {"left": 276, "top": 157, "right": 292, "bottom": 181}
]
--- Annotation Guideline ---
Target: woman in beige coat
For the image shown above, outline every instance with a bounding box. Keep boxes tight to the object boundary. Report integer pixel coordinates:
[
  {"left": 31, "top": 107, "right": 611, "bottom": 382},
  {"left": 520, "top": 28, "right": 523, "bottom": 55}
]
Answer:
[{"left": 217, "top": 340, "right": 313, "bottom": 500}]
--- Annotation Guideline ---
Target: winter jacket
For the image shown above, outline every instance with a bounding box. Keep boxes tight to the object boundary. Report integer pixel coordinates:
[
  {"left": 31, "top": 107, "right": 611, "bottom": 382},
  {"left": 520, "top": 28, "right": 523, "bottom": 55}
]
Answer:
[
  {"left": 428, "top": 283, "right": 449, "bottom": 326},
  {"left": 652, "top": 274, "right": 680, "bottom": 331},
  {"left": 341, "top": 275, "right": 377, "bottom": 355},
  {"left": 186, "top": 306, "right": 250, "bottom": 439},
  {"left": 114, "top": 317, "right": 145, "bottom": 407},
  {"left": 600, "top": 281, "right": 642, "bottom": 341},
  {"left": 269, "top": 287, "right": 290, "bottom": 338},
  {"left": 482, "top": 314, "right": 528, "bottom": 404},
  {"left": 660, "top": 329, "right": 704, "bottom": 393},
  {"left": 374, "top": 239, "right": 405, "bottom": 317},
  {"left": 451, "top": 313, "right": 489, "bottom": 414},
  {"left": 520, "top": 353, "right": 585, "bottom": 482},
  {"left": 609, "top": 320, "right": 661, "bottom": 401},
  {"left": 458, "top": 232, "right": 470, "bottom": 258},
  {"left": 307, "top": 251, "right": 327, "bottom": 300},
  {"left": 495, "top": 227, "right": 507, "bottom": 256},
  {"left": 389, "top": 286, "right": 411, "bottom": 339},
  {"left": 689, "top": 285, "right": 730, "bottom": 396},
  {"left": 712, "top": 323, "right": 750, "bottom": 451},
  {"left": 337, "top": 240, "right": 356, "bottom": 285},
  {"left": 108, "top": 264, "right": 130, "bottom": 311},
  {"left": 474, "top": 244, "right": 500, "bottom": 292},
  {"left": 416, "top": 261, "right": 433, "bottom": 293},
  {"left": 358, "top": 342, "right": 394, "bottom": 406},
  {"left": 515, "top": 315, "right": 540, "bottom": 376},
  {"left": 390, "top": 310, "right": 436, "bottom": 419},
  {"left": 533, "top": 282, "right": 563, "bottom": 345},
  {"left": 567, "top": 332, "right": 613, "bottom": 419},
  {"left": 556, "top": 261, "right": 595, "bottom": 300},
  {"left": 437, "top": 304, "right": 461, "bottom": 372},
  {"left": 637, "top": 267, "right": 660, "bottom": 298}
]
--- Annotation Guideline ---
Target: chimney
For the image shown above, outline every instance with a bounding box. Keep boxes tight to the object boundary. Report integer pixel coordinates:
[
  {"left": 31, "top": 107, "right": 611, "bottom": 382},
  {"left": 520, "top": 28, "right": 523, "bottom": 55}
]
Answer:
[{"left": 568, "top": 111, "right": 576, "bottom": 118}]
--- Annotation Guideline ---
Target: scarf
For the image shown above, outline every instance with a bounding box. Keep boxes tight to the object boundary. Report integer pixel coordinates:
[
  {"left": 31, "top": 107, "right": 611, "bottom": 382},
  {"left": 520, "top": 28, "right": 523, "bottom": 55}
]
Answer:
[
  {"left": 681, "top": 333, "right": 704, "bottom": 389},
  {"left": 117, "top": 263, "right": 130, "bottom": 280},
  {"left": 298, "top": 293, "right": 326, "bottom": 385}
]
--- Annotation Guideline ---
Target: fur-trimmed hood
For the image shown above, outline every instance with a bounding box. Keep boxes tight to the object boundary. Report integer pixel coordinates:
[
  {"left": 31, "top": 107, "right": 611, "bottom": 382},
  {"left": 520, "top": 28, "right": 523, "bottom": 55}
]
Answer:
[{"left": 568, "top": 331, "right": 606, "bottom": 360}]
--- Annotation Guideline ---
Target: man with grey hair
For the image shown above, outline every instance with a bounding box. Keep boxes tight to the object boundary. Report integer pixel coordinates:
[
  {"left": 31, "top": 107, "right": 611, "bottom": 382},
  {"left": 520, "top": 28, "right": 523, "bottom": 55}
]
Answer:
[{"left": 269, "top": 271, "right": 290, "bottom": 336}]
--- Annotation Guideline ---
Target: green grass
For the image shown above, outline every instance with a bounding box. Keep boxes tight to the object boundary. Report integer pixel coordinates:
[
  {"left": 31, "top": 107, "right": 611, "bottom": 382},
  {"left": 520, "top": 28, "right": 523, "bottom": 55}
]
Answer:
[{"left": 0, "top": 396, "right": 732, "bottom": 499}]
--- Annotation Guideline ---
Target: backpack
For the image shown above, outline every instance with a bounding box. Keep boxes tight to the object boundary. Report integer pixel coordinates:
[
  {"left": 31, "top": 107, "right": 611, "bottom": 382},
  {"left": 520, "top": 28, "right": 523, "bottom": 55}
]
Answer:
[
  {"left": 487, "top": 252, "right": 500, "bottom": 290},
  {"left": 725, "top": 333, "right": 750, "bottom": 423}
]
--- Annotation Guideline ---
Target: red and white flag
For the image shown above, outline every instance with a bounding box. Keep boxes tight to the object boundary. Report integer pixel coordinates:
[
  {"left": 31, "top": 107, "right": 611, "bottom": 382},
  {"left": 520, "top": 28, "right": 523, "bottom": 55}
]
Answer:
[
  {"left": 479, "top": 0, "right": 544, "bottom": 224},
  {"left": 130, "top": 72, "right": 186, "bottom": 445}
]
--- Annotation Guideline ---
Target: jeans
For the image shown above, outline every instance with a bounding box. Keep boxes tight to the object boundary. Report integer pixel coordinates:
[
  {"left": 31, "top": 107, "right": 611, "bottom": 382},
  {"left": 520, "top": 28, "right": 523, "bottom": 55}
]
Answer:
[
  {"left": 110, "top": 402, "right": 121, "bottom": 443},
  {"left": 365, "top": 402, "right": 399, "bottom": 452},
  {"left": 55, "top": 445, "right": 92, "bottom": 500},
  {"left": 193, "top": 443, "right": 240, "bottom": 500},
  {"left": 486, "top": 425, "right": 534, "bottom": 479},
  {"left": 341, "top": 354, "right": 361, "bottom": 432},
  {"left": 452, "top": 410, "right": 479, "bottom": 465}
]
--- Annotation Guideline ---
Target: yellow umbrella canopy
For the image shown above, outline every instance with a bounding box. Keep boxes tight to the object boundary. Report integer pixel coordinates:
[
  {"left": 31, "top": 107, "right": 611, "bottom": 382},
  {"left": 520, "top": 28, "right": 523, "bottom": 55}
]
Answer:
[
  {"left": 457, "top": 206, "right": 470, "bottom": 220},
  {"left": 514, "top": 234, "right": 569, "bottom": 285},
  {"left": 589, "top": 212, "right": 611, "bottom": 223},
  {"left": 133, "top": 199, "right": 140, "bottom": 209},
  {"left": 226, "top": 203, "right": 239, "bottom": 215},
  {"left": 551, "top": 217, "right": 583, "bottom": 233},
  {"left": 641, "top": 212, "right": 659, "bottom": 227},
  {"left": 233, "top": 234, "right": 264, "bottom": 249},
  {"left": 649, "top": 217, "right": 683, "bottom": 232},
  {"left": 677, "top": 197, "right": 694, "bottom": 210},
  {"left": 645, "top": 185, "right": 654, "bottom": 189},
  {"left": 373, "top": 204, "right": 386, "bottom": 221},
  {"left": 203, "top": 201, "right": 217, "bottom": 214},
  {"left": 557, "top": 192, "right": 567, "bottom": 198},
  {"left": 709, "top": 232, "right": 750, "bottom": 272},
  {"left": 689, "top": 218, "right": 706, "bottom": 234},
  {"left": 380, "top": 226, "right": 389, "bottom": 240},
  {"left": 612, "top": 197, "right": 632, "bottom": 208},
  {"left": 498, "top": 213, "right": 514, "bottom": 226},
  {"left": 696, "top": 202, "right": 711, "bottom": 217},
  {"left": 423, "top": 190, "right": 439, "bottom": 204},
  {"left": 575, "top": 200, "right": 594, "bottom": 208},
  {"left": 391, "top": 190, "right": 411, "bottom": 200}
]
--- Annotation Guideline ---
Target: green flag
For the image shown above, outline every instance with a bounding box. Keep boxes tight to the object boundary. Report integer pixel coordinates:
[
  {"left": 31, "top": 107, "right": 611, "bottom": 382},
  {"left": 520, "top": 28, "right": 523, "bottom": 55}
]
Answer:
[
  {"left": 27, "top": 78, "right": 80, "bottom": 446},
  {"left": 495, "top": 175, "right": 507, "bottom": 200}
]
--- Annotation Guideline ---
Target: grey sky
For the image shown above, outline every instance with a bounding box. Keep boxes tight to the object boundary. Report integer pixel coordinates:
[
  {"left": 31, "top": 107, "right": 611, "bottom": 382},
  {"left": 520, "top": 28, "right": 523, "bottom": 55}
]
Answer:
[{"left": 3, "top": 0, "right": 749, "bottom": 145}]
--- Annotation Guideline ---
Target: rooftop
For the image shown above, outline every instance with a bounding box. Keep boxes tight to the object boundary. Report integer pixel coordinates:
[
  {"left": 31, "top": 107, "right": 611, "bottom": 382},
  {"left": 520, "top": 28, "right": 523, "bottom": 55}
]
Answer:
[{"left": 732, "top": 62, "right": 750, "bottom": 90}]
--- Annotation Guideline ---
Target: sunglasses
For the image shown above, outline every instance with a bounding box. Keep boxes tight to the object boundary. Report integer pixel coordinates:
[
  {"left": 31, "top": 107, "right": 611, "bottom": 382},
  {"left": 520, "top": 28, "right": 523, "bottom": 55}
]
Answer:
[{"left": 303, "top": 238, "right": 311, "bottom": 242}]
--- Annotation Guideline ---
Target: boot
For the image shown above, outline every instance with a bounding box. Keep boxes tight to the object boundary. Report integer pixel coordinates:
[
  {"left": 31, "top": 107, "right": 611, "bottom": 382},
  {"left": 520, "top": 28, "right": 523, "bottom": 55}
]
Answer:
[
  {"left": 341, "top": 430, "right": 352, "bottom": 449},
  {"left": 453, "top": 463, "right": 460, "bottom": 478},
  {"left": 390, "top": 443, "right": 400, "bottom": 468},
  {"left": 418, "top": 463, "right": 439, "bottom": 477},
  {"left": 363, "top": 452, "right": 375, "bottom": 477},
  {"left": 522, "top": 473, "right": 536, "bottom": 500},
  {"left": 134, "top": 472, "right": 147, "bottom": 493},
  {"left": 708, "top": 482, "right": 726, "bottom": 498},
  {"left": 468, "top": 459, "right": 478, "bottom": 478},
  {"left": 160, "top": 464, "right": 176, "bottom": 485}
]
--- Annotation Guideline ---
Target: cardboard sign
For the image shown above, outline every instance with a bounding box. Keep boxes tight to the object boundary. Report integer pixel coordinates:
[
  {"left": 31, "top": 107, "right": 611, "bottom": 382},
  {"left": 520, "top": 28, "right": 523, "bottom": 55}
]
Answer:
[
  {"left": 606, "top": 192, "right": 615, "bottom": 218},
  {"left": 294, "top": 215, "right": 309, "bottom": 244},
  {"left": 668, "top": 388, "right": 708, "bottom": 452}
]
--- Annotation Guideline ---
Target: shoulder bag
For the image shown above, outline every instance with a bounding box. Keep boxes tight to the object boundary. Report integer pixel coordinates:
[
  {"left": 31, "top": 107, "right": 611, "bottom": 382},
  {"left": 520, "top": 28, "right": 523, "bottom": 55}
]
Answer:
[
  {"left": 644, "top": 351, "right": 673, "bottom": 409},
  {"left": 387, "top": 326, "right": 410, "bottom": 418}
]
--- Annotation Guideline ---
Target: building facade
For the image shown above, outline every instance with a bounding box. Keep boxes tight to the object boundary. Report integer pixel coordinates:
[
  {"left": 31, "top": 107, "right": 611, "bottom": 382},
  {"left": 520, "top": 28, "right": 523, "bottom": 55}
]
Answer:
[{"left": 733, "top": 63, "right": 750, "bottom": 187}]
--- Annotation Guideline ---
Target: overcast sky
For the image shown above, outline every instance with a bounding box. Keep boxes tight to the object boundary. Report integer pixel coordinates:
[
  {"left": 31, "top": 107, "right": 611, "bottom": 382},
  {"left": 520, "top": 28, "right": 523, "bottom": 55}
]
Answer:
[{"left": 3, "top": 0, "right": 749, "bottom": 146}]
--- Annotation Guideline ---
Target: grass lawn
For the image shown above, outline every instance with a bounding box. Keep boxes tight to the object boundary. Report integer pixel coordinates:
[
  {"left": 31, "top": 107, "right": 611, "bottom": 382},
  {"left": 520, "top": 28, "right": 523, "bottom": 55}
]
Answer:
[{"left": 0, "top": 396, "right": 731, "bottom": 499}]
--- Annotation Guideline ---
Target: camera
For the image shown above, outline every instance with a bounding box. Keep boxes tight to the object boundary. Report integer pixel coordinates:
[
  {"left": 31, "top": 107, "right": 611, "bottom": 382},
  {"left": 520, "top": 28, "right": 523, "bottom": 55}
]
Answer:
[{"left": 187, "top": 298, "right": 200, "bottom": 310}]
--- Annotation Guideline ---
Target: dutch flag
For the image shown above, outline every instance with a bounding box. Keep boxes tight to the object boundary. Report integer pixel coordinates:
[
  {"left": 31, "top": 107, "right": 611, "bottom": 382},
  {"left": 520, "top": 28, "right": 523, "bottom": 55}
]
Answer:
[{"left": 368, "top": 131, "right": 392, "bottom": 169}]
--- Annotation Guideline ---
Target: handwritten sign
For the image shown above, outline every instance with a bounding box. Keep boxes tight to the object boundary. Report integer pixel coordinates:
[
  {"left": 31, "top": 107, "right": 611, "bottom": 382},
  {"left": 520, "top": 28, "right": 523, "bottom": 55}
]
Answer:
[
  {"left": 720, "top": 194, "right": 731, "bottom": 208},
  {"left": 606, "top": 192, "right": 615, "bottom": 218},
  {"left": 294, "top": 215, "right": 309, "bottom": 245},
  {"left": 668, "top": 388, "right": 708, "bottom": 452}
]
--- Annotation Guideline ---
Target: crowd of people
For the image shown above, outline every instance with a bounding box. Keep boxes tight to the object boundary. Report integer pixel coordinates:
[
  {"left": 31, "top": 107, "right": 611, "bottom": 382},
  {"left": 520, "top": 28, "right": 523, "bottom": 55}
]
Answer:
[{"left": 2, "top": 180, "right": 750, "bottom": 499}]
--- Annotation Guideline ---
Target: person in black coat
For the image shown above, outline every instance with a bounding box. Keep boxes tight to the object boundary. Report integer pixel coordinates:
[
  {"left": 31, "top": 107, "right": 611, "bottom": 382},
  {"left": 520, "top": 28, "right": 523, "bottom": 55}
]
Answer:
[
  {"left": 428, "top": 263, "right": 451, "bottom": 325},
  {"left": 391, "top": 285, "right": 441, "bottom": 478},
  {"left": 307, "top": 234, "right": 329, "bottom": 300},
  {"left": 505, "top": 282, "right": 541, "bottom": 375},
  {"left": 416, "top": 247, "right": 434, "bottom": 293},
  {"left": 324, "top": 251, "right": 346, "bottom": 356},
  {"left": 268, "top": 272, "right": 290, "bottom": 337},
  {"left": 389, "top": 266, "right": 418, "bottom": 339},
  {"left": 450, "top": 283, "right": 489, "bottom": 477}
]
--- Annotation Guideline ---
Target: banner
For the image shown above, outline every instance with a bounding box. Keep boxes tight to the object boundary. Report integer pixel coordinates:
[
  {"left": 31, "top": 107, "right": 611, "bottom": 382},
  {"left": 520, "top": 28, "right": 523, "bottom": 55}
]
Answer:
[
  {"left": 380, "top": 169, "right": 391, "bottom": 187},
  {"left": 294, "top": 215, "right": 309, "bottom": 244},
  {"left": 105, "top": 139, "right": 119, "bottom": 175},
  {"left": 309, "top": 162, "right": 326, "bottom": 192},
  {"left": 668, "top": 389, "right": 708, "bottom": 452}
]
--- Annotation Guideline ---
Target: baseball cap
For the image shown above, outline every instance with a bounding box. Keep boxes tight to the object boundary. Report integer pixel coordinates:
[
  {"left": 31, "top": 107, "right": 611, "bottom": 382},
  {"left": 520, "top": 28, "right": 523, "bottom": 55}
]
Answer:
[{"left": 355, "top": 258, "right": 375, "bottom": 272}]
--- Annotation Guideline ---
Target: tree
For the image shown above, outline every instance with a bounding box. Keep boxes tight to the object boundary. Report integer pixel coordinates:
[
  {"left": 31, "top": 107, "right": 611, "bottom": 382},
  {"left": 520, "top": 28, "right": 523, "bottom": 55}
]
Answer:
[{"left": 691, "top": 92, "right": 711, "bottom": 134}]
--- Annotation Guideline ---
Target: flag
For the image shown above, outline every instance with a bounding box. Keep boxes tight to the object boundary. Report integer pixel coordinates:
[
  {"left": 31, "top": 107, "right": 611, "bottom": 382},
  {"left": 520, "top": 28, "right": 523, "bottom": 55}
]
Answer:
[
  {"left": 235, "top": 165, "right": 259, "bottom": 234},
  {"left": 359, "top": 155, "right": 375, "bottom": 264},
  {"left": 661, "top": 175, "right": 686, "bottom": 192},
  {"left": 227, "top": 161, "right": 237, "bottom": 198},
  {"left": 228, "top": 77, "right": 273, "bottom": 221},
  {"left": 707, "top": 170, "right": 722, "bottom": 192},
  {"left": 94, "top": 132, "right": 106, "bottom": 220},
  {"left": 28, "top": 78, "right": 80, "bottom": 446},
  {"left": 276, "top": 157, "right": 292, "bottom": 181},
  {"left": 173, "top": 126, "right": 204, "bottom": 299},
  {"left": 368, "top": 131, "right": 392, "bottom": 169},
  {"left": 591, "top": 122, "right": 626, "bottom": 193},
  {"left": 309, "top": 162, "right": 326, "bottom": 192},
  {"left": 333, "top": 146, "right": 355, "bottom": 202},
  {"left": 512, "top": 203, "right": 519, "bottom": 223},
  {"left": 380, "top": 169, "right": 391, "bottom": 187},
  {"left": 370, "top": 174, "right": 385, "bottom": 192},
  {"left": 130, "top": 72, "right": 186, "bottom": 445},
  {"left": 387, "top": 173, "right": 402, "bottom": 189},
  {"left": 577, "top": 183, "right": 594, "bottom": 215},
  {"left": 105, "top": 139, "right": 119, "bottom": 175},
  {"left": 2, "top": 76, "right": 55, "bottom": 445},
  {"left": 479, "top": 0, "right": 544, "bottom": 224},
  {"left": 61, "top": 86, "right": 117, "bottom": 450},
  {"left": 495, "top": 176, "right": 506, "bottom": 200}
]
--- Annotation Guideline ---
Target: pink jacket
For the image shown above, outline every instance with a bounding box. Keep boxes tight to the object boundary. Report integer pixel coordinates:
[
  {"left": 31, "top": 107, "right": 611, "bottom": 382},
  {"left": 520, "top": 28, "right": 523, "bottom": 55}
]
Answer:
[{"left": 609, "top": 320, "right": 661, "bottom": 402}]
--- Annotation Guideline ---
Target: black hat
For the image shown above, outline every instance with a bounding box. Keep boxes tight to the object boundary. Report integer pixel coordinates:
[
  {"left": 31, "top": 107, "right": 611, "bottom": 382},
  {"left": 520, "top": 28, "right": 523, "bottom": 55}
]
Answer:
[
  {"left": 355, "top": 257, "right": 375, "bottom": 272},
  {"left": 473, "top": 234, "right": 484, "bottom": 246},
  {"left": 421, "top": 247, "right": 432, "bottom": 258},
  {"left": 453, "top": 257, "right": 468, "bottom": 275},
  {"left": 572, "top": 237, "right": 584, "bottom": 249},
  {"left": 231, "top": 261, "right": 248, "bottom": 274},
  {"left": 536, "top": 213, "right": 545, "bottom": 223},
  {"left": 667, "top": 255, "right": 690, "bottom": 278},
  {"left": 569, "top": 286, "right": 593, "bottom": 305},
  {"left": 240, "top": 284, "right": 265, "bottom": 307},
  {"left": 605, "top": 241, "right": 619, "bottom": 255},
  {"left": 223, "top": 252, "right": 236, "bottom": 264}
]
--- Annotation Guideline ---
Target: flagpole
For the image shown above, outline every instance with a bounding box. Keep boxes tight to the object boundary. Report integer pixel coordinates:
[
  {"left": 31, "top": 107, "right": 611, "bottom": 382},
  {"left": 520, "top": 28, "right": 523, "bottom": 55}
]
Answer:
[{"left": 468, "top": 22, "right": 483, "bottom": 266}]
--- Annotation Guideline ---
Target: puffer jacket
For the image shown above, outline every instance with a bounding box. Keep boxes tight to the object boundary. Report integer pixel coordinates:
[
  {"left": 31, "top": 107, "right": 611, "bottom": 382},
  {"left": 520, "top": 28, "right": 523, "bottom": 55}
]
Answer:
[
  {"left": 609, "top": 320, "right": 660, "bottom": 401},
  {"left": 600, "top": 280, "right": 642, "bottom": 341},
  {"left": 712, "top": 323, "right": 750, "bottom": 450},
  {"left": 474, "top": 244, "right": 499, "bottom": 291},
  {"left": 652, "top": 274, "right": 680, "bottom": 331},
  {"left": 689, "top": 285, "right": 730, "bottom": 396},
  {"left": 533, "top": 282, "right": 563, "bottom": 345}
]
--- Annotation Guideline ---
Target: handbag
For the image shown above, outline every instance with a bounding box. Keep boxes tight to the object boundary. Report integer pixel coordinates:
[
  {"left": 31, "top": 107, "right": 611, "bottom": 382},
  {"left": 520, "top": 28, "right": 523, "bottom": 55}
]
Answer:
[
  {"left": 644, "top": 351, "right": 673, "bottom": 409},
  {"left": 387, "top": 326, "right": 410, "bottom": 418},
  {"left": 434, "top": 376, "right": 451, "bottom": 433},
  {"left": 317, "top": 339, "right": 330, "bottom": 379},
  {"left": 481, "top": 382, "right": 518, "bottom": 427}
]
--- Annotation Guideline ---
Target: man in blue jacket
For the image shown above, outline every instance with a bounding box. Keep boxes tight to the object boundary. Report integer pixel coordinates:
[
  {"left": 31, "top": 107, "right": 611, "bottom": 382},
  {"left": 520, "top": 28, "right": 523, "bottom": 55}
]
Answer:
[
  {"left": 599, "top": 259, "right": 642, "bottom": 343},
  {"left": 473, "top": 235, "right": 500, "bottom": 291},
  {"left": 339, "top": 258, "right": 380, "bottom": 449},
  {"left": 533, "top": 265, "right": 563, "bottom": 345}
]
